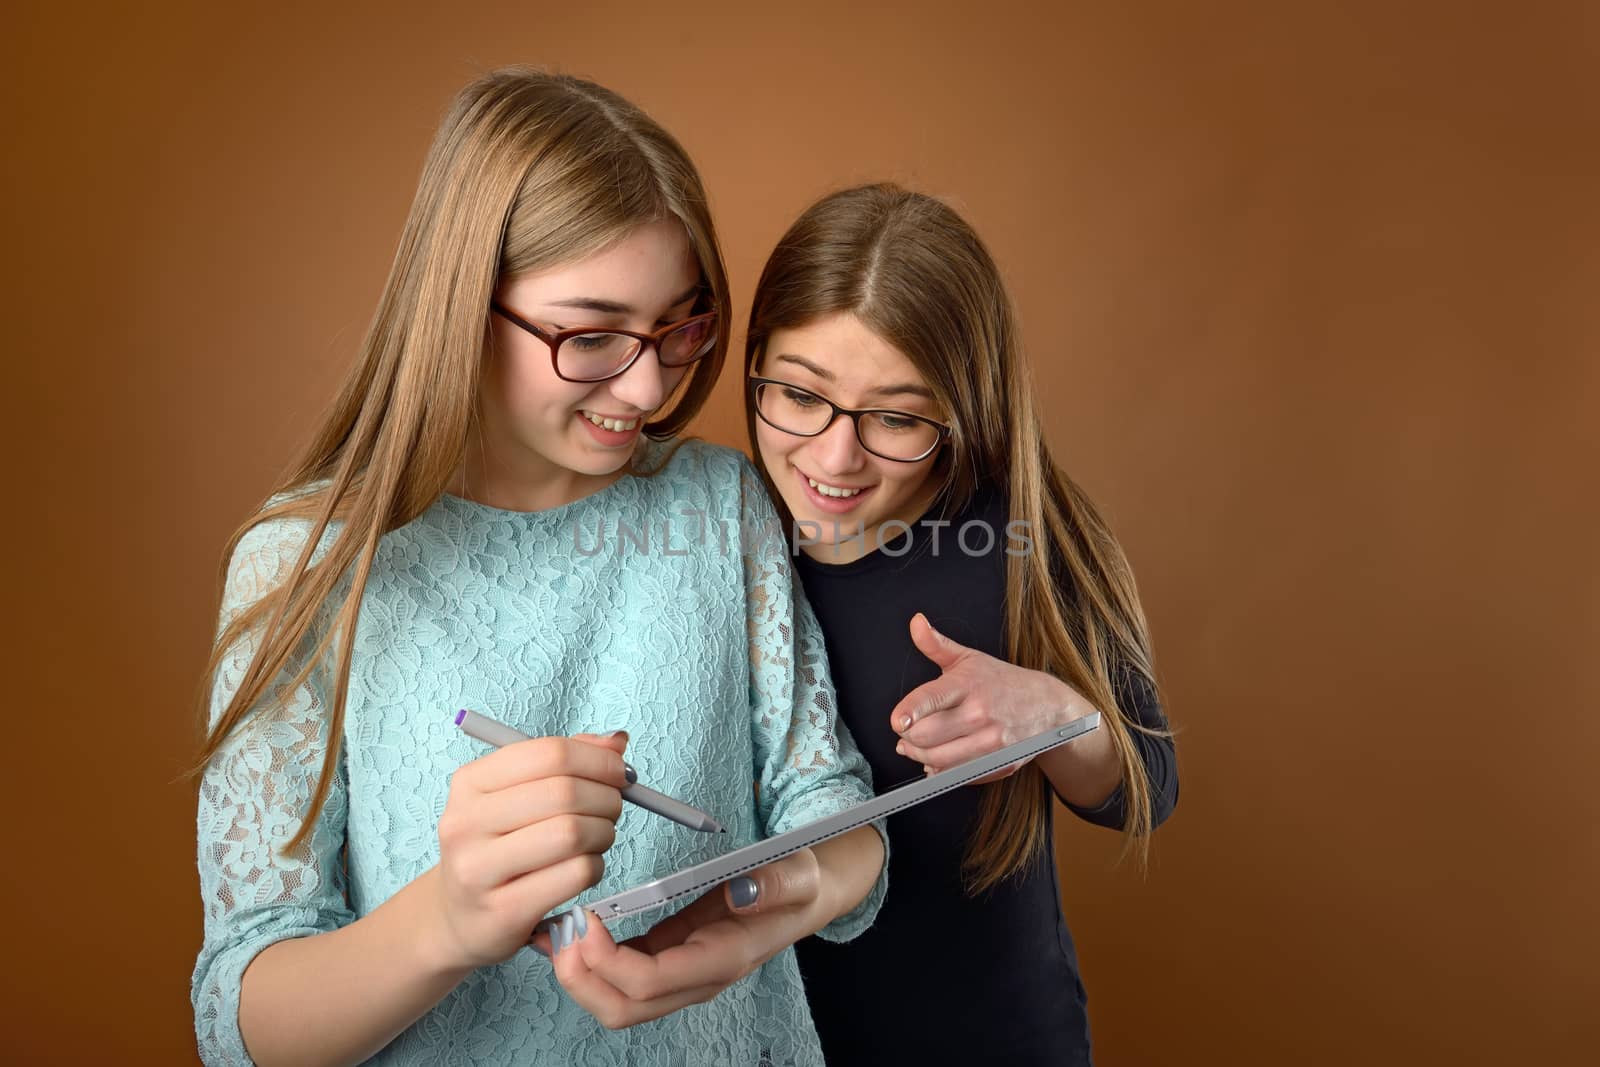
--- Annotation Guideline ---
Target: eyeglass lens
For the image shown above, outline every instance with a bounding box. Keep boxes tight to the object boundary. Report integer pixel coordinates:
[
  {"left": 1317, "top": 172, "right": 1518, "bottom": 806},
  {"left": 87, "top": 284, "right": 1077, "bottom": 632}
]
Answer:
[
  {"left": 754, "top": 382, "right": 939, "bottom": 460},
  {"left": 557, "top": 317, "right": 716, "bottom": 381}
]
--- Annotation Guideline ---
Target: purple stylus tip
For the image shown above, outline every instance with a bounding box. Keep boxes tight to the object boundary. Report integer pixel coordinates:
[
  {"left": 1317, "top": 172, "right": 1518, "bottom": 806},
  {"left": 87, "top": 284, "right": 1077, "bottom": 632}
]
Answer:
[{"left": 454, "top": 709, "right": 467, "bottom": 726}]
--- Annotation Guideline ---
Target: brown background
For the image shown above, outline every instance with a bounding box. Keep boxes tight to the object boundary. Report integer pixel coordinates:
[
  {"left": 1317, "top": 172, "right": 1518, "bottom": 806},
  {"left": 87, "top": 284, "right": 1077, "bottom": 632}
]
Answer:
[{"left": 7, "top": 1, "right": 1597, "bottom": 1063}]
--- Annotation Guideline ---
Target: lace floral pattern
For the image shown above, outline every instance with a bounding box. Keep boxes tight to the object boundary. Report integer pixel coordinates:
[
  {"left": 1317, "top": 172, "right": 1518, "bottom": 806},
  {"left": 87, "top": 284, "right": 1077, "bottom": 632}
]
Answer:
[{"left": 192, "top": 441, "right": 888, "bottom": 1065}]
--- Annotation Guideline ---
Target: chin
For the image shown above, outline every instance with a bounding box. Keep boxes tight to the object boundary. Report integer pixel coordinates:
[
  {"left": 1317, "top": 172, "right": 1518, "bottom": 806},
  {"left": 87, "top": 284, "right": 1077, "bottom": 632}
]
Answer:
[
  {"left": 797, "top": 508, "right": 870, "bottom": 536},
  {"left": 559, "top": 433, "right": 636, "bottom": 473},
  {"left": 573, "top": 453, "right": 632, "bottom": 476}
]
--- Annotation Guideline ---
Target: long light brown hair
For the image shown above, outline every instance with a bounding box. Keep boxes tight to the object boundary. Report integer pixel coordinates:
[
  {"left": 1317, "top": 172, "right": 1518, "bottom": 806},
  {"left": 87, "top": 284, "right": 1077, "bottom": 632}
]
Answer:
[
  {"left": 745, "top": 183, "right": 1165, "bottom": 892},
  {"left": 194, "top": 68, "right": 730, "bottom": 852}
]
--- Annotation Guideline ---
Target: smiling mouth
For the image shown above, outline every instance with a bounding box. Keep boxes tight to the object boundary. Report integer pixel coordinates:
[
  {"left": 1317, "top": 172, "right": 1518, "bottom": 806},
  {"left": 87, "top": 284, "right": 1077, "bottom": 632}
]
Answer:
[
  {"left": 804, "top": 474, "right": 869, "bottom": 499},
  {"left": 580, "top": 410, "right": 641, "bottom": 432}
]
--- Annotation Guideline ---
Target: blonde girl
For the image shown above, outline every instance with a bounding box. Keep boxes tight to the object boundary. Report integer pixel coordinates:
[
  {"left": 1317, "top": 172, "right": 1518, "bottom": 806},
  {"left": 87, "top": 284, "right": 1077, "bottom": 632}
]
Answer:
[{"left": 192, "top": 70, "right": 886, "bottom": 1066}]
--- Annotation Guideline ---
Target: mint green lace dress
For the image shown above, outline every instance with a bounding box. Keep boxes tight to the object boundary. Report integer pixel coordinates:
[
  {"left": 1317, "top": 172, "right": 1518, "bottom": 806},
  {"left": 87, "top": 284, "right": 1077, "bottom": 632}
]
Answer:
[{"left": 192, "top": 440, "right": 888, "bottom": 1066}]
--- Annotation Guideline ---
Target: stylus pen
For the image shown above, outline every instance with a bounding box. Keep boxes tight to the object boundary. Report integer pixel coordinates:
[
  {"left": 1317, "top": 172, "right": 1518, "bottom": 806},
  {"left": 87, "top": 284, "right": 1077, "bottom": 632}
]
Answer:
[{"left": 454, "top": 708, "right": 726, "bottom": 833}]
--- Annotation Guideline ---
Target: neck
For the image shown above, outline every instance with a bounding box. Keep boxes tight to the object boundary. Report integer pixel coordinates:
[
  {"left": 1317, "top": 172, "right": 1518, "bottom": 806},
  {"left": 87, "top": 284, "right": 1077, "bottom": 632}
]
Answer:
[{"left": 449, "top": 448, "right": 626, "bottom": 513}]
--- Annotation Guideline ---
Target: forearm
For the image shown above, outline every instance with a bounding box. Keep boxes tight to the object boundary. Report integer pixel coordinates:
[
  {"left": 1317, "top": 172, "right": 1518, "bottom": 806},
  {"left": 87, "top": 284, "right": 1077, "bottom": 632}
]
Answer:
[
  {"left": 1043, "top": 667, "right": 1179, "bottom": 827},
  {"left": 1030, "top": 677, "right": 1123, "bottom": 809},
  {"left": 238, "top": 866, "right": 471, "bottom": 1067},
  {"left": 808, "top": 824, "right": 886, "bottom": 927},
  {"left": 1066, "top": 727, "right": 1180, "bottom": 827}
]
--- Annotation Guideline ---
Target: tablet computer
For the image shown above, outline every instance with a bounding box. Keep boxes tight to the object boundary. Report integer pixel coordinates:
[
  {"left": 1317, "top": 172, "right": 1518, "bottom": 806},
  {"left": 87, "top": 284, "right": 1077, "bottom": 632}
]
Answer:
[{"left": 553, "top": 712, "right": 1101, "bottom": 931}]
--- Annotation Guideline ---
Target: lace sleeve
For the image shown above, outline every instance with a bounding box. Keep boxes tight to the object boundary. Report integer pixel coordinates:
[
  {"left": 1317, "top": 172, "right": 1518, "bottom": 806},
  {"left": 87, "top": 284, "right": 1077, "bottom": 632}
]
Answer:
[
  {"left": 739, "top": 460, "right": 889, "bottom": 943},
  {"left": 191, "top": 516, "right": 354, "bottom": 1066}
]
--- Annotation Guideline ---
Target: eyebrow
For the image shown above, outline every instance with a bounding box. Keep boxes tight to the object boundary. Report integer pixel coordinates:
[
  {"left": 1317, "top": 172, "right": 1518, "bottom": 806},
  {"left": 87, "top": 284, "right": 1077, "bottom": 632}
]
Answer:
[
  {"left": 773, "top": 353, "right": 936, "bottom": 401},
  {"left": 544, "top": 282, "right": 703, "bottom": 317}
]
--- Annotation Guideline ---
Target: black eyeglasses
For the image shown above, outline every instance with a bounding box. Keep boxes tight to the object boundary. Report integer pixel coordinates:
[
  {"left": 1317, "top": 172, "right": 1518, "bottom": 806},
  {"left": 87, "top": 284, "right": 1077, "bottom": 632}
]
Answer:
[
  {"left": 749, "top": 377, "right": 951, "bottom": 462},
  {"left": 490, "top": 300, "right": 719, "bottom": 383}
]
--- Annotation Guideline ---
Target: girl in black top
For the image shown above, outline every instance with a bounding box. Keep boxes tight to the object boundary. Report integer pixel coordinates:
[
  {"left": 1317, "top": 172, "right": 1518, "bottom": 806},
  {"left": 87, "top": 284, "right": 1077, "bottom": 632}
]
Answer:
[{"left": 741, "top": 184, "right": 1180, "bottom": 1065}]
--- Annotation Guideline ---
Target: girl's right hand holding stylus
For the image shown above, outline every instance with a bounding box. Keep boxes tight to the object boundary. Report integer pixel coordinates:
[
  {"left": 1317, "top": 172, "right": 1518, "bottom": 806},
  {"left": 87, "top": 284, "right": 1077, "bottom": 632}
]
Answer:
[{"left": 430, "top": 731, "right": 631, "bottom": 969}]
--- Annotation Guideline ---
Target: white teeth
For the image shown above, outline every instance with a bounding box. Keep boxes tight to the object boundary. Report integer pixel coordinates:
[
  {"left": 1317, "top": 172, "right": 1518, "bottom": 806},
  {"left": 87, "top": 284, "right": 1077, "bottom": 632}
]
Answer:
[
  {"left": 808, "top": 477, "right": 863, "bottom": 498},
  {"left": 583, "top": 411, "right": 639, "bottom": 432}
]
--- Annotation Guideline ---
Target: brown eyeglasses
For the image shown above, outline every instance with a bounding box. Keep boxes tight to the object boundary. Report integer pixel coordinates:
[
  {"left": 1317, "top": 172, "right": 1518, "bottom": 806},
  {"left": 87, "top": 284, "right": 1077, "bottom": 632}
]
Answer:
[{"left": 490, "top": 300, "right": 719, "bottom": 383}]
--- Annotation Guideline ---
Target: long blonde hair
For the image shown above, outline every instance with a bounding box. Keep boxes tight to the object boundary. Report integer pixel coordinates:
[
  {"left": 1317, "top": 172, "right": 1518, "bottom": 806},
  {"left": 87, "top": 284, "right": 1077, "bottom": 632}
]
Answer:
[
  {"left": 194, "top": 68, "right": 730, "bottom": 852},
  {"left": 745, "top": 183, "right": 1165, "bottom": 891}
]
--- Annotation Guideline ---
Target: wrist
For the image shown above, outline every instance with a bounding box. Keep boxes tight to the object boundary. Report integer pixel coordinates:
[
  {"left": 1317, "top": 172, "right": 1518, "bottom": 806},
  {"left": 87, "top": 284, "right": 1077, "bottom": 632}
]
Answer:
[
  {"left": 1051, "top": 676, "right": 1090, "bottom": 727},
  {"left": 409, "top": 866, "right": 477, "bottom": 979},
  {"left": 810, "top": 878, "right": 848, "bottom": 931},
  {"left": 814, "top": 825, "right": 884, "bottom": 929}
]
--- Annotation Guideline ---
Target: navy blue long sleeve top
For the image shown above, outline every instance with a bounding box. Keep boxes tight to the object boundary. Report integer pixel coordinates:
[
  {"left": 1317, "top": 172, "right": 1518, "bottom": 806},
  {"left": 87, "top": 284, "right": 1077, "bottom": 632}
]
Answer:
[{"left": 791, "top": 486, "right": 1178, "bottom": 1065}]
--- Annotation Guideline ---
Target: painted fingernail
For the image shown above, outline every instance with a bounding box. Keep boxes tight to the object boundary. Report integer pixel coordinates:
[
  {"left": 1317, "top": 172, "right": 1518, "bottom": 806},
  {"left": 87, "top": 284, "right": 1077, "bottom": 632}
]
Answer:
[
  {"left": 548, "top": 919, "right": 565, "bottom": 955},
  {"left": 573, "top": 908, "right": 588, "bottom": 938},
  {"left": 729, "top": 876, "right": 759, "bottom": 909},
  {"left": 898, "top": 715, "right": 912, "bottom": 731},
  {"left": 622, "top": 762, "right": 638, "bottom": 785}
]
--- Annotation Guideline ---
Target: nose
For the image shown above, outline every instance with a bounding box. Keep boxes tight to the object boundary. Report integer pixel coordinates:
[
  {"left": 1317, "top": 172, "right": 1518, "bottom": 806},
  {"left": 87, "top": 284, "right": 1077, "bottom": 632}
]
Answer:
[
  {"left": 808, "top": 412, "right": 867, "bottom": 476},
  {"left": 606, "top": 344, "right": 671, "bottom": 413}
]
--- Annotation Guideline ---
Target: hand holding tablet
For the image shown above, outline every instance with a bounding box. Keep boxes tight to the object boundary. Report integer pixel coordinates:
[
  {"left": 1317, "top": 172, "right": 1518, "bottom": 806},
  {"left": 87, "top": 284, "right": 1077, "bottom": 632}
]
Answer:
[{"left": 451, "top": 709, "right": 1102, "bottom": 936}]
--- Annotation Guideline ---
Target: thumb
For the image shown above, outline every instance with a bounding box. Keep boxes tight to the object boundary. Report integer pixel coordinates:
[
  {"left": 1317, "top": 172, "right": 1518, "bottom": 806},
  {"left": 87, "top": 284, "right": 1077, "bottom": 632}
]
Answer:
[
  {"left": 572, "top": 729, "right": 630, "bottom": 757},
  {"left": 725, "top": 848, "right": 821, "bottom": 915},
  {"left": 909, "top": 613, "right": 967, "bottom": 670}
]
